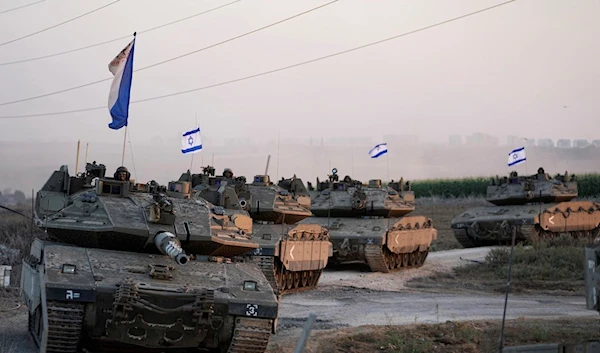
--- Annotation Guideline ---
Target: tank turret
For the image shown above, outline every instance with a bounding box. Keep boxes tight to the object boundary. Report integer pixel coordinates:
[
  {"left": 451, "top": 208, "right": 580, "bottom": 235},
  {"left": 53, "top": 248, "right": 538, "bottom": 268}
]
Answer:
[
  {"left": 183, "top": 166, "right": 333, "bottom": 295},
  {"left": 21, "top": 163, "right": 279, "bottom": 353},
  {"left": 451, "top": 167, "right": 600, "bottom": 247},
  {"left": 297, "top": 168, "right": 437, "bottom": 273},
  {"left": 308, "top": 168, "right": 415, "bottom": 218},
  {"left": 486, "top": 169, "right": 578, "bottom": 206}
]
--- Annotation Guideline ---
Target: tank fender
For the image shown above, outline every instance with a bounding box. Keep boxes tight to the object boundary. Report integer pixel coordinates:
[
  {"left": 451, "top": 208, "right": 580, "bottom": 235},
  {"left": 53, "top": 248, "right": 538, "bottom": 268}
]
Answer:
[
  {"left": 275, "top": 224, "right": 332, "bottom": 272},
  {"left": 384, "top": 216, "right": 437, "bottom": 255},
  {"left": 536, "top": 201, "right": 600, "bottom": 233}
]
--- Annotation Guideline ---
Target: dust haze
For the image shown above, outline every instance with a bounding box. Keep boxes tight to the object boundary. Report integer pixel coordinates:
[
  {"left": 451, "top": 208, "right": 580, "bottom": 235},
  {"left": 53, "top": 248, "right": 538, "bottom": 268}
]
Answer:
[{"left": 0, "top": 0, "right": 598, "bottom": 191}]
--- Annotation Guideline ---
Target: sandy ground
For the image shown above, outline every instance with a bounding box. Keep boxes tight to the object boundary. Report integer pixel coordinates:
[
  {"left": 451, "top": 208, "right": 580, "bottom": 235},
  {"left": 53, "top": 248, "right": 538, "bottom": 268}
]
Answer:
[{"left": 1, "top": 246, "right": 595, "bottom": 353}]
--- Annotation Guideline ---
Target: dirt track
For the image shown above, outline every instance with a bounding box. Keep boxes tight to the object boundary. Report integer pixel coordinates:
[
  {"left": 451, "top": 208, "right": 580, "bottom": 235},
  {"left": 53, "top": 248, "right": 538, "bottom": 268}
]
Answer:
[{"left": 1, "top": 246, "right": 595, "bottom": 352}]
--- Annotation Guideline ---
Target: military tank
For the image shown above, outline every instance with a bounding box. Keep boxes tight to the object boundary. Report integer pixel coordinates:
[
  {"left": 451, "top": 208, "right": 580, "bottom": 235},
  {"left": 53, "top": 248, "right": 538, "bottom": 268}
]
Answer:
[
  {"left": 296, "top": 168, "right": 438, "bottom": 273},
  {"left": 20, "top": 162, "right": 279, "bottom": 353},
  {"left": 178, "top": 165, "right": 332, "bottom": 295},
  {"left": 450, "top": 167, "right": 600, "bottom": 248}
]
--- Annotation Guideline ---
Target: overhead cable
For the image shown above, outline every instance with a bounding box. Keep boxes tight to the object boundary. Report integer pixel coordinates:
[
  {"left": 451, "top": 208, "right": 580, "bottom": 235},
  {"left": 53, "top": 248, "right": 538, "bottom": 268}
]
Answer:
[
  {"left": 0, "top": 0, "right": 242, "bottom": 66},
  {"left": 0, "top": 0, "right": 45, "bottom": 15},
  {"left": 0, "top": 0, "right": 339, "bottom": 106},
  {"left": 0, "top": 0, "right": 518, "bottom": 120},
  {"left": 0, "top": 0, "right": 120, "bottom": 47}
]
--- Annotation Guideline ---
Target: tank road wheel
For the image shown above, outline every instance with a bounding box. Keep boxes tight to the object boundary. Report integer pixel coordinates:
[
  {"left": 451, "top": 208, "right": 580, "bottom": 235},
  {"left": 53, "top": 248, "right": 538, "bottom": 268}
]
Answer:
[
  {"left": 419, "top": 250, "right": 429, "bottom": 265},
  {"left": 225, "top": 317, "right": 272, "bottom": 353},
  {"left": 293, "top": 272, "right": 301, "bottom": 288},
  {"left": 401, "top": 253, "right": 409, "bottom": 267},
  {"left": 31, "top": 300, "right": 85, "bottom": 353},
  {"left": 453, "top": 228, "right": 479, "bottom": 248},
  {"left": 301, "top": 272, "right": 309, "bottom": 287}
]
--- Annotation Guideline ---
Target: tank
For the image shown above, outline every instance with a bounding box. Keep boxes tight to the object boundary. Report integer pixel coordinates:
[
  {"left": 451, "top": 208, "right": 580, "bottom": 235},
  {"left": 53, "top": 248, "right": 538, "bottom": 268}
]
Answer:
[
  {"left": 450, "top": 167, "right": 600, "bottom": 247},
  {"left": 178, "top": 165, "right": 332, "bottom": 295},
  {"left": 297, "top": 168, "right": 438, "bottom": 273},
  {"left": 20, "top": 162, "right": 279, "bottom": 353}
]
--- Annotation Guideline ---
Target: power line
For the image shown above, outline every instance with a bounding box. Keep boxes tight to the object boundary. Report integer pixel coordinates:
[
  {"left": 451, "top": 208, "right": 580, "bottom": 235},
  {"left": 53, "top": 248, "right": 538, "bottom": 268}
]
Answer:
[
  {"left": 0, "top": 0, "right": 120, "bottom": 47},
  {"left": 0, "top": 0, "right": 518, "bottom": 120},
  {"left": 0, "top": 0, "right": 242, "bottom": 67},
  {"left": 0, "top": 0, "right": 339, "bottom": 107},
  {"left": 0, "top": 0, "right": 45, "bottom": 15}
]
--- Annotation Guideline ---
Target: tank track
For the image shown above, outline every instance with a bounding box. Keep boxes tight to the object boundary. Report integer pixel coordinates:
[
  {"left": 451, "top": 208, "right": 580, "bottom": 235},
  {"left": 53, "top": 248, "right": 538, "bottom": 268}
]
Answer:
[
  {"left": 256, "top": 255, "right": 324, "bottom": 295},
  {"left": 227, "top": 317, "right": 272, "bottom": 353},
  {"left": 365, "top": 245, "right": 429, "bottom": 273},
  {"left": 30, "top": 300, "right": 85, "bottom": 353},
  {"left": 453, "top": 228, "right": 479, "bottom": 248}
]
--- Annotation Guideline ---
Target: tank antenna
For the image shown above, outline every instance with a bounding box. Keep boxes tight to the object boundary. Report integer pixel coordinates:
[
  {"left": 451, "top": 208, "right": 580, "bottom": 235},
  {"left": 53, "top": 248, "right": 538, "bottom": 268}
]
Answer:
[
  {"left": 75, "top": 139, "right": 81, "bottom": 175},
  {"left": 265, "top": 154, "right": 271, "bottom": 176},
  {"left": 84, "top": 142, "right": 89, "bottom": 164}
]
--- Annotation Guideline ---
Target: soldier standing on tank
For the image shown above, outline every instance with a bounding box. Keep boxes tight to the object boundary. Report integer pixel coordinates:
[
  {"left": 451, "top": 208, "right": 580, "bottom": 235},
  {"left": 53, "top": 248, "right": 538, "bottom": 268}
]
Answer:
[
  {"left": 114, "top": 166, "right": 131, "bottom": 181},
  {"left": 223, "top": 168, "right": 233, "bottom": 179}
]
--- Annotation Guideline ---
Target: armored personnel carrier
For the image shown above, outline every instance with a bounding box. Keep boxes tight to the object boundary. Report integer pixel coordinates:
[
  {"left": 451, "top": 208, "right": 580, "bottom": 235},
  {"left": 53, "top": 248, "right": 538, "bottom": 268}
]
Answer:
[
  {"left": 178, "top": 166, "right": 332, "bottom": 295},
  {"left": 297, "top": 168, "right": 437, "bottom": 273},
  {"left": 20, "top": 162, "right": 279, "bottom": 353},
  {"left": 451, "top": 167, "right": 600, "bottom": 247}
]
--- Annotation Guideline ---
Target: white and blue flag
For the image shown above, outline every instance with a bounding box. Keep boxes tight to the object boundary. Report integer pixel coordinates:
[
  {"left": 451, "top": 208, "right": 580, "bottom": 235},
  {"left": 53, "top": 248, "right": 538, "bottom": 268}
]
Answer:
[
  {"left": 108, "top": 33, "right": 136, "bottom": 130},
  {"left": 182, "top": 127, "right": 202, "bottom": 154},
  {"left": 369, "top": 143, "right": 388, "bottom": 159},
  {"left": 508, "top": 146, "right": 526, "bottom": 167}
]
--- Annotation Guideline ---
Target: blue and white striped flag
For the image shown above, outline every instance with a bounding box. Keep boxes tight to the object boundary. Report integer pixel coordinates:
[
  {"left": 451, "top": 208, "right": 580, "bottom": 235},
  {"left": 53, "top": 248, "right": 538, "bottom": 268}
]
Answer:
[
  {"left": 369, "top": 143, "right": 388, "bottom": 158},
  {"left": 182, "top": 127, "right": 202, "bottom": 154},
  {"left": 107, "top": 34, "right": 136, "bottom": 130},
  {"left": 508, "top": 146, "right": 526, "bottom": 167}
]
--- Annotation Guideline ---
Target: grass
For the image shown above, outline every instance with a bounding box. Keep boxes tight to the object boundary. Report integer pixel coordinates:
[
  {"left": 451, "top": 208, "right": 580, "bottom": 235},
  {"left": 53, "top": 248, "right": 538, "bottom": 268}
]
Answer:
[
  {"left": 297, "top": 317, "right": 600, "bottom": 353},
  {"left": 409, "top": 236, "right": 591, "bottom": 295}
]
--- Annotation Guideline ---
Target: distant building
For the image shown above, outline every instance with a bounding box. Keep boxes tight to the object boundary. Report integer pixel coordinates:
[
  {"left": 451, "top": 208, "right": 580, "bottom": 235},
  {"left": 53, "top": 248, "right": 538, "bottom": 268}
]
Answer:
[
  {"left": 573, "top": 139, "right": 590, "bottom": 148},
  {"left": 557, "top": 139, "right": 571, "bottom": 148},
  {"left": 592, "top": 140, "right": 600, "bottom": 148},
  {"left": 537, "top": 138, "right": 554, "bottom": 148},
  {"left": 449, "top": 135, "right": 462, "bottom": 146},
  {"left": 383, "top": 134, "right": 418, "bottom": 145},
  {"left": 506, "top": 135, "right": 520, "bottom": 146},
  {"left": 524, "top": 138, "right": 536, "bottom": 147},
  {"left": 465, "top": 133, "right": 498, "bottom": 147}
]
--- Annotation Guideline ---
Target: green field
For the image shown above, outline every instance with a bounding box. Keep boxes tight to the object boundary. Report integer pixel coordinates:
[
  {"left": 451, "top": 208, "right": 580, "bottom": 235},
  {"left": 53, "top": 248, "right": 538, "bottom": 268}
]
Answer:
[{"left": 409, "top": 173, "right": 600, "bottom": 198}]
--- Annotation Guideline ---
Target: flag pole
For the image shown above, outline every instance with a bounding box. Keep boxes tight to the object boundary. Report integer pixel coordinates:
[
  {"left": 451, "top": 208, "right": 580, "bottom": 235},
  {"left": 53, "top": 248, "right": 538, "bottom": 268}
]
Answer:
[
  {"left": 75, "top": 140, "right": 81, "bottom": 175},
  {"left": 386, "top": 151, "right": 390, "bottom": 183},
  {"left": 121, "top": 126, "right": 128, "bottom": 166},
  {"left": 189, "top": 113, "right": 199, "bottom": 171}
]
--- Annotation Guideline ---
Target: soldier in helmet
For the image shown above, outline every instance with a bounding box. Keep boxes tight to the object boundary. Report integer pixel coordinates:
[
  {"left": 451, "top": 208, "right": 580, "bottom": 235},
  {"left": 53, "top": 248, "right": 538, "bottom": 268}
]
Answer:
[
  {"left": 114, "top": 166, "right": 130, "bottom": 181},
  {"left": 223, "top": 168, "right": 233, "bottom": 179}
]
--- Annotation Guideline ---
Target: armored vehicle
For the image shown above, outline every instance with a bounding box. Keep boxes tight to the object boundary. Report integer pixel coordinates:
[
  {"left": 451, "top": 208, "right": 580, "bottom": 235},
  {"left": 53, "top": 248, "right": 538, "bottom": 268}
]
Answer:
[
  {"left": 20, "top": 162, "right": 279, "bottom": 353},
  {"left": 451, "top": 167, "right": 600, "bottom": 247},
  {"left": 297, "top": 168, "right": 438, "bottom": 273},
  {"left": 178, "top": 166, "right": 332, "bottom": 295}
]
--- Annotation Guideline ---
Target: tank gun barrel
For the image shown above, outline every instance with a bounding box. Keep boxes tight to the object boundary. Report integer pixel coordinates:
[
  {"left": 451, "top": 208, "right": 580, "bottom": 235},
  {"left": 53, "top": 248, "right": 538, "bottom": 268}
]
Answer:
[{"left": 154, "top": 232, "right": 190, "bottom": 265}]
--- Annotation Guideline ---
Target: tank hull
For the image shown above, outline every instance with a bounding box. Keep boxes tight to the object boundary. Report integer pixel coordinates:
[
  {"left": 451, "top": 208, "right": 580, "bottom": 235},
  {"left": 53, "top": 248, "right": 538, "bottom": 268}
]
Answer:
[
  {"left": 244, "top": 223, "right": 332, "bottom": 295},
  {"left": 21, "top": 239, "right": 277, "bottom": 353},
  {"left": 299, "top": 215, "right": 437, "bottom": 273},
  {"left": 450, "top": 201, "right": 600, "bottom": 247}
]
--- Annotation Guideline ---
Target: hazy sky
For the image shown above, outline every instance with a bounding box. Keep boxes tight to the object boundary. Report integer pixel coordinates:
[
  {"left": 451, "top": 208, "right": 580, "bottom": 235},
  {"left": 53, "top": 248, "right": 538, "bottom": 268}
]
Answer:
[{"left": 0, "top": 0, "right": 598, "bottom": 146}]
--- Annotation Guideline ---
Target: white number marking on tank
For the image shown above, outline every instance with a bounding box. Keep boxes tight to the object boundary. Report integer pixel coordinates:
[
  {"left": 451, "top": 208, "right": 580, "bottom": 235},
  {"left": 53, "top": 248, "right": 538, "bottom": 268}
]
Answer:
[
  {"left": 245, "top": 304, "right": 259, "bottom": 316},
  {"left": 289, "top": 245, "right": 295, "bottom": 260},
  {"left": 66, "top": 290, "right": 80, "bottom": 300},
  {"left": 548, "top": 215, "right": 555, "bottom": 225}
]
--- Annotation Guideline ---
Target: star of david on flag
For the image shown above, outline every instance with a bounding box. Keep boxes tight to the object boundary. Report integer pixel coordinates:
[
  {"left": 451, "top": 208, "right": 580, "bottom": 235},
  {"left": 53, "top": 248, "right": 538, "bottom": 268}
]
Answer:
[
  {"left": 369, "top": 143, "right": 388, "bottom": 159},
  {"left": 182, "top": 127, "right": 202, "bottom": 154},
  {"left": 508, "top": 146, "right": 526, "bottom": 167}
]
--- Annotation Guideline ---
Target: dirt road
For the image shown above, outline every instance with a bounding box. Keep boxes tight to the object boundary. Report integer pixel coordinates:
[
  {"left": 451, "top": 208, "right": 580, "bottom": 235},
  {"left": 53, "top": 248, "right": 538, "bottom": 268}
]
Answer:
[{"left": 2, "top": 246, "right": 595, "bottom": 352}]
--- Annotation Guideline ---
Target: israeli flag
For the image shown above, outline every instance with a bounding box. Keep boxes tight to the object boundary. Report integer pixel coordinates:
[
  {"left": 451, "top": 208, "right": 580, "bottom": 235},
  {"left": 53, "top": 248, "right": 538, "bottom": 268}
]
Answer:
[
  {"left": 107, "top": 34, "right": 136, "bottom": 130},
  {"left": 182, "top": 127, "right": 202, "bottom": 154},
  {"left": 369, "top": 143, "right": 388, "bottom": 158},
  {"left": 508, "top": 146, "right": 526, "bottom": 167}
]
